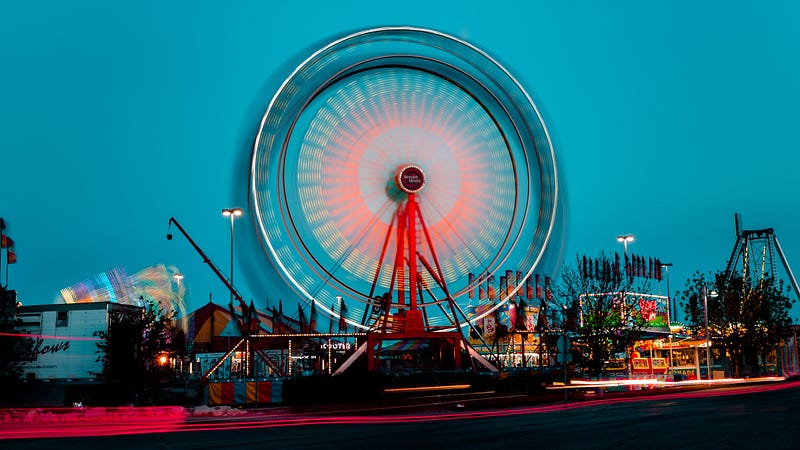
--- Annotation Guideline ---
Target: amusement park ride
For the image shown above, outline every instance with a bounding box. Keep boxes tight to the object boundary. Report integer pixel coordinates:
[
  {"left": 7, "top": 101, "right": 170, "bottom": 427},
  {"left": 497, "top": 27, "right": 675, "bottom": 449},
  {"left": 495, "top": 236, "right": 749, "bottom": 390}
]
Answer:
[
  {"left": 722, "top": 213, "right": 800, "bottom": 300},
  {"left": 337, "top": 165, "right": 489, "bottom": 373},
  {"left": 248, "top": 27, "right": 563, "bottom": 375},
  {"left": 170, "top": 30, "right": 800, "bottom": 386},
  {"left": 171, "top": 27, "right": 565, "bottom": 380}
]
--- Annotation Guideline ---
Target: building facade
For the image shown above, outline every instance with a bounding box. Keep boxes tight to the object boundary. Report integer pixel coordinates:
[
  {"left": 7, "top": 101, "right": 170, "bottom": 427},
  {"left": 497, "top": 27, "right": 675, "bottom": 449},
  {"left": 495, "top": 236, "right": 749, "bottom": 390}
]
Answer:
[{"left": 16, "top": 302, "right": 141, "bottom": 381}]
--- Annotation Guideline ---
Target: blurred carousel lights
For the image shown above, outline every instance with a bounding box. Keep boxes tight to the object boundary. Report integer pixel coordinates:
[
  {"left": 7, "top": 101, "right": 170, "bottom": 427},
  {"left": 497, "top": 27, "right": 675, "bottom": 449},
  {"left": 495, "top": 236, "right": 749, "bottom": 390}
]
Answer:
[{"left": 56, "top": 264, "right": 187, "bottom": 319}]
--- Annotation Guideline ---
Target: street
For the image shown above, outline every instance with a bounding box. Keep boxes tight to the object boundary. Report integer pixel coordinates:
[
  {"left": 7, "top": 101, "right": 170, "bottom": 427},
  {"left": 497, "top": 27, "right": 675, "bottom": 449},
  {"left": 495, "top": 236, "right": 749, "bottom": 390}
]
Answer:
[{"left": 3, "top": 381, "right": 799, "bottom": 449}]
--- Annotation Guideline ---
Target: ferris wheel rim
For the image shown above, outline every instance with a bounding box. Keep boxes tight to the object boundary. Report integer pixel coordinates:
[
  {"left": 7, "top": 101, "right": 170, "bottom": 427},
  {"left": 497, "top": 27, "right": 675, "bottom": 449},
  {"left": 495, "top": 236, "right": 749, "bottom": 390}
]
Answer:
[{"left": 251, "top": 27, "right": 560, "bottom": 330}]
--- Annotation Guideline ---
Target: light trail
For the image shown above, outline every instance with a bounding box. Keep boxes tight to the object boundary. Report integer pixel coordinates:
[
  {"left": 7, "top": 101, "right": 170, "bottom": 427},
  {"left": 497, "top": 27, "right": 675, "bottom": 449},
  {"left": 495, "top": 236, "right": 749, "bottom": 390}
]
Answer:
[{"left": 2, "top": 378, "right": 797, "bottom": 440}]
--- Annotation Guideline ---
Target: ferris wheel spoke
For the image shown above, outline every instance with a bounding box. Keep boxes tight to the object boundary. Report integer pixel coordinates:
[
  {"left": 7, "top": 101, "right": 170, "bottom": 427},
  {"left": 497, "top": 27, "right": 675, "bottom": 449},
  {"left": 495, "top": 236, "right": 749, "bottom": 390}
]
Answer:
[{"left": 305, "top": 198, "right": 396, "bottom": 299}]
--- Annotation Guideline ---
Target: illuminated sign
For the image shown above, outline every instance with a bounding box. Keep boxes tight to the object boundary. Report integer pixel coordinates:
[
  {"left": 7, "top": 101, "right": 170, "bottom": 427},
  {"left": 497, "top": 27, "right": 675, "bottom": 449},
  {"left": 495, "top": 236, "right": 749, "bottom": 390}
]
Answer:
[
  {"left": 396, "top": 165, "right": 425, "bottom": 193},
  {"left": 321, "top": 341, "right": 352, "bottom": 351}
]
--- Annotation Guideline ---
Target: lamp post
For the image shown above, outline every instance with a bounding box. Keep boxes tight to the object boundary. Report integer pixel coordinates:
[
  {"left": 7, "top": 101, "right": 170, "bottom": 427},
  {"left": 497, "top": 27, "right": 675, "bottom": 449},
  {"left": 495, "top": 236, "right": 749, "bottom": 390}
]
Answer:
[
  {"left": 616, "top": 234, "right": 634, "bottom": 266},
  {"left": 660, "top": 263, "right": 673, "bottom": 322},
  {"left": 221, "top": 207, "right": 244, "bottom": 304},
  {"left": 659, "top": 263, "right": 673, "bottom": 374},
  {"left": 616, "top": 234, "right": 634, "bottom": 378},
  {"left": 173, "top": 273, "right": 184, "bottom": 300},
  {"left": 702, "top": 286, "right": 718, "bottom": 380}
]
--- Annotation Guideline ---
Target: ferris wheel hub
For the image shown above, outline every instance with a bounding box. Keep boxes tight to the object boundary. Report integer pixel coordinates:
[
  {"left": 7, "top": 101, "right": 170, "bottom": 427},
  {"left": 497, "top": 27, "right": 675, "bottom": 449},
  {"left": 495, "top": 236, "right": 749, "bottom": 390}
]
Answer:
[{"left": 395, "top": 165, "right": 426, "bottom": 194}]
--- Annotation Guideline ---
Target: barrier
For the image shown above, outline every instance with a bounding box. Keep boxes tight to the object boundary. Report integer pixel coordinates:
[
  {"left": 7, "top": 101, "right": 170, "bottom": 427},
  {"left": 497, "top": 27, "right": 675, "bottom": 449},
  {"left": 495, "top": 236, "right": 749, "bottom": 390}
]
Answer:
[{"left": 206, "top": 380, "right": 282, "bottom": 405}]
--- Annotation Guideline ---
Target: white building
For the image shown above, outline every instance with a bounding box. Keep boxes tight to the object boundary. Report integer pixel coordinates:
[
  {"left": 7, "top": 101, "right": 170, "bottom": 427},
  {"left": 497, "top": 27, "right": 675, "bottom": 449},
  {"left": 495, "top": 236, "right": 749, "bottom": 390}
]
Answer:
[{"left": 16, "top": 302, "right": 141, "bottom": 382}]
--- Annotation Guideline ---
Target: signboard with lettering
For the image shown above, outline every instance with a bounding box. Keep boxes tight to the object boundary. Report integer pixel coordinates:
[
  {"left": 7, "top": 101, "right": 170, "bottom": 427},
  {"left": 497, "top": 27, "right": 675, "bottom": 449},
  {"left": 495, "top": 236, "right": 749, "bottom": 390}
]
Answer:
[{"left": 18, "top": 308, "right": 106, "bottom": 380}]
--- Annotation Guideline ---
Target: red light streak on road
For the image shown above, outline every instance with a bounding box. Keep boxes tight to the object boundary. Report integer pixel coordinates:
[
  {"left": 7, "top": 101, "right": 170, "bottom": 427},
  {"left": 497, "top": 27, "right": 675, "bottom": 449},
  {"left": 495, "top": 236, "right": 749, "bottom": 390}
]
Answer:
[
  {"left": 3, "top": 380, "right": 798, "bottom": 440},
  {"left": 0, "top": 406, "right": 186, "bottom": 440}
]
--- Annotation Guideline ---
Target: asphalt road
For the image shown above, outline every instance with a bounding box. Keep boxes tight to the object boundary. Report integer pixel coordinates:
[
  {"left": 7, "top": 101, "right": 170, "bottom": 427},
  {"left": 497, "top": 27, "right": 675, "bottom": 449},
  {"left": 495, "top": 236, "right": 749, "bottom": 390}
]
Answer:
[{"left": 4, "top": 382, "right": 799, "bottom": 449}]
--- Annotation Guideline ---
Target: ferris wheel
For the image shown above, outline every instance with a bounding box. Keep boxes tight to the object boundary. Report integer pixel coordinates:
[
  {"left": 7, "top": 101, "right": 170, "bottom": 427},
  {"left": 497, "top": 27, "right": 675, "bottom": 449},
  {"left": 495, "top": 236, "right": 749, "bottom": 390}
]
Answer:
[{"left": 251, "top": 27, "right": 561, "bottom": 334}]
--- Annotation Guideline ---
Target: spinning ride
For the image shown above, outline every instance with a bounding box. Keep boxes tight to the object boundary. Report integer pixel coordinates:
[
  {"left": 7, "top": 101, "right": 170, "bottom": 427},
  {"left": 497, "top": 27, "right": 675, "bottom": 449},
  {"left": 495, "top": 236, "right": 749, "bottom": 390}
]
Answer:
[{"left": 251, "top": 27, "right": 561, "bottom": 370}]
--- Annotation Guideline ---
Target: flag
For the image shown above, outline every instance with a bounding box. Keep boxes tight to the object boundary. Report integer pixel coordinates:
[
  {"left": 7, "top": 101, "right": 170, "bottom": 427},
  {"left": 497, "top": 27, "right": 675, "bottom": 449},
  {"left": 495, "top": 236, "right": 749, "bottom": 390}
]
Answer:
[
  {"left": 338, "top": 298, "right": 347, "bottom": 333},
  {"left": 545, "top": 276, "right": 553, "bottom": 301},
  {"left": 582, "top": 255, "right": 588, "bottom": 279},
  {"left": 625, "top": 252, "right": 631, "bottom": 278},
  {"left": 506, "top": 270, "right": 514, "bottom": 298},
  {"left": 468, "top": 272, "right": 475, "bottom": 300},
  {"left": 0, "top": 234, "right": 11, "bottom": 249},
  {"left": 297, "top": 303, "right": 308, "bottom": 333},
  {"left": 508, "top": 301, "right": 517, "bottom": 331},
  {"left": 526, "top": 274, "right": 534, "bottom": 299},
  {"left": 516, "top": 271, "right": 523, "bottom": 298},
  {"left": 329, "top": 301, "right": 335, "bottom": 334},
  {"left": 487, "top": 275, "right": 496, "bottom": 300},
  {"left": 309, "top": 300, "right": 318, "bottom": 332},
  {"left": 7, "top": 250, "right": 16, "bottom": 264},
  {"left": 536, "top": 274, "right": 543, "bottom": 299},
  {"left": 499, "top": 276, "right": 507, "bottom": 300}
]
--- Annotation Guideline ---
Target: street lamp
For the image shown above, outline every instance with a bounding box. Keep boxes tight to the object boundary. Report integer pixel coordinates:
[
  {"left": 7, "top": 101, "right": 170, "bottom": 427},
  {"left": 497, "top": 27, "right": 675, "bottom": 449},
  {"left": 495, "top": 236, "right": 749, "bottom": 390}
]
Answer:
[
  {"left": 616, "top": 234, "right": 634, "bottom": 378},
  {"left": 222, "top": 207, "right": 244, "bottom": 304},
  {"left": 659, "top": 263, "right": 673, "bottom": 373},
  {"left": 616, "top": 234, "right": 634, "bottom": 257},
  {"left": 659, "top": 263, "right": 673, "bottom": 322},
  {"left": 702, "top": 286, "right": 718, "bottom": 380},
  {"left": 616, "top": 234, "right": 634, "bottom": 278}
]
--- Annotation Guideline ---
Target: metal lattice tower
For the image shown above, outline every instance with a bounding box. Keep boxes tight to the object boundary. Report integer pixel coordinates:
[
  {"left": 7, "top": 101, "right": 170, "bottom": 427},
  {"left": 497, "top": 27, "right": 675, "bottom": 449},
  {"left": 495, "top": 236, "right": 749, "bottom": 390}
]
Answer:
[{"left": 723, "top": 213, "right": 800, "bottom": 299}]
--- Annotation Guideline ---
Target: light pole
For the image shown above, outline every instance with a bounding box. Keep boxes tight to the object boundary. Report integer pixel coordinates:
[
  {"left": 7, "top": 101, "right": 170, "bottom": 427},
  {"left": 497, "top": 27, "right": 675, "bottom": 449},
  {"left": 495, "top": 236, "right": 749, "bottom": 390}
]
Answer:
[
  {"left": 660, "top": 263, "right": 673, "bottom": 322},
  {"left": 173, "top": 273, "right": 184, "bottom": 299},
  {"left": 222, "top": 207, "right": 244, "bottom": 304},
  {"left": 702, "top": 286, "right": 718, "bottom": 380},
  {"left": 659, "top": 263, "right": 673, "bottom": 374},
  {"left": 616, "top": 234, "right": 634, "bottom": 378},
  {"left": 616, "top": 234, "right": 635, "bottom": 269}
]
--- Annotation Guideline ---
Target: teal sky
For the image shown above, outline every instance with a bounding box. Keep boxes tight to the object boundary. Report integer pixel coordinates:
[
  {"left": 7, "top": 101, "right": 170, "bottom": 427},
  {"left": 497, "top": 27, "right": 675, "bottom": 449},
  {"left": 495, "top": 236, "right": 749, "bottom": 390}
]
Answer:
[{"left": 3, "top": 1, "right": 800, "bottom": 321}]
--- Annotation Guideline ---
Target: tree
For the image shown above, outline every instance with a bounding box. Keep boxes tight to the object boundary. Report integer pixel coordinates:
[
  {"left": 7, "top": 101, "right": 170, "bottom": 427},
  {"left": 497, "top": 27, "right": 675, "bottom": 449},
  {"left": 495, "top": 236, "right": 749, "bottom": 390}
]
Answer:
[
  {"left": 0, "top": 287, "right": 34, "bottom": 382},
  {"left": 94, "top": 297, "right": 178, "bottom": 404},
  {"left": 552, "top": 252, "right": 651, "bottom": 376},
  {"left": 678, "top": 270, "right": 794, "bottom": 377}
]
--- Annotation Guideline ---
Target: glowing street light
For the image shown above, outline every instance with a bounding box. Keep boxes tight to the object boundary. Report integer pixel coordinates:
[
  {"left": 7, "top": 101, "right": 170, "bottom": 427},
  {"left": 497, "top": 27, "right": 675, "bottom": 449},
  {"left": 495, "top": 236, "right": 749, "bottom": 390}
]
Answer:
[
  {"left": 616, "top": 234, "right": 635, "bottom": 378},
  {"left": 222, "top": 207, "right": 244, "bottom": 304},
  {"left": 617, "top": 234, "right": 633, "bottom": 276},
  {"left": 703, "top": 286, "right": 718, "bottom": 380},
  {"left": 616, "top": 234, "right": 635, "bottom": 257}
]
